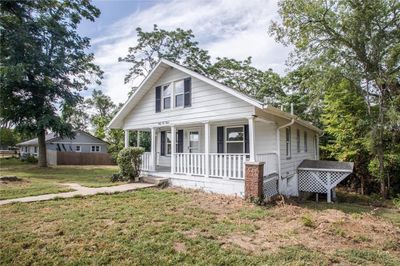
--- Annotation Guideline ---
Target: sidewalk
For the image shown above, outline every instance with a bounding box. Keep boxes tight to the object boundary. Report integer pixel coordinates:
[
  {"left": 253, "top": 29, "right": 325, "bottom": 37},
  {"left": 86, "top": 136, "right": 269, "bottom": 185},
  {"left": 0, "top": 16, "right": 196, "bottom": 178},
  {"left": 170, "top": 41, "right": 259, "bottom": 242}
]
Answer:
[{"left": 0, "top": 182, "right": 156, "bottom": 205}]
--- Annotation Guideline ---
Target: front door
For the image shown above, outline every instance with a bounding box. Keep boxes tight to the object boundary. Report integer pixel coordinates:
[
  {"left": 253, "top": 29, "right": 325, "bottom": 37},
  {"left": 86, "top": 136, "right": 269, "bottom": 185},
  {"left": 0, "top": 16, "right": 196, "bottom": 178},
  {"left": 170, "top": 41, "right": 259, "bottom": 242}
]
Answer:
[{"left": 187, "top": 129, "right": 200, "bottom": 153}]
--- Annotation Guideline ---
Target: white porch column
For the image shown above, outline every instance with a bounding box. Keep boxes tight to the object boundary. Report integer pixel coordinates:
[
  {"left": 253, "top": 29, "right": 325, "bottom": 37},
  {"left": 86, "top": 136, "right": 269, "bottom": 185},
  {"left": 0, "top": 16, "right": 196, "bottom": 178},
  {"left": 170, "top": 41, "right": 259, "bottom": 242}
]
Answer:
[
  {"left": 137, "top": 131, "right": 141, "bottom": 147},
  {"left": 248, "top": 116, "right": 256, "bottom": 161},
  {"left": 171, "top": 125, "right": 176, "bottom": 174},
  {"left": 150, "top": 127, "right": 157, "bottom": 171},
  {"left": 124, "top": 130, "right": 129, "bottom": 148},
  {"left": 204, "top": 121, "right": 210, "bottom": 177}
]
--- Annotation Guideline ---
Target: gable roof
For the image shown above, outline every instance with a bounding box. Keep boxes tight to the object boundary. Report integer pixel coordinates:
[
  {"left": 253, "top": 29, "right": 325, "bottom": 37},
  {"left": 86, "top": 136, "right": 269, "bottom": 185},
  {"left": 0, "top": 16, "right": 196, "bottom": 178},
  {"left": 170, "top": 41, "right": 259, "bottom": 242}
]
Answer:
[
  {"left": 108, "top": 58, "right": 322, "bottom": 133},
  {"left": 16, "top": 130, "right": 108, "bottom": 146}
]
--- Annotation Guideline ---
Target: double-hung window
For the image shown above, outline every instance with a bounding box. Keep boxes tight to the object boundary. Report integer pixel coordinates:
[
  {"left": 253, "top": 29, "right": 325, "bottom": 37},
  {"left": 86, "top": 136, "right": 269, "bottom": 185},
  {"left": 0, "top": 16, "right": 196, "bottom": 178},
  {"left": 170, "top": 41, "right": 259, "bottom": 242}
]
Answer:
[
  {"left": 226, "top": 127, "right": 244, "bottom": 153},
  {"left": 76, "top": 146, "right": 81, "bottom": 152},
  {"left": 174, "top": 80, "right": 184, "bottom": 107},
  {"left": 91, "top": 145, "right": 100, "bottom": 152},
  {"left": 162, "top": 84, "right": 172, "bottom": 110},
  {"left": 286, "top": 127, "right": 291, "bottom": 158}
]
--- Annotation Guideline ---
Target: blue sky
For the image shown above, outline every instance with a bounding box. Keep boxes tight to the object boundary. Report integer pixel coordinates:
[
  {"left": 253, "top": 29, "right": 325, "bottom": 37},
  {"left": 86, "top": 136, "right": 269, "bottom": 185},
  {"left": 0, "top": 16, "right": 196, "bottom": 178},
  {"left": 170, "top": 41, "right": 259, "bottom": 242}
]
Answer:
[{"left": 78, "top": 0, "right": 290, "bottom": 104}]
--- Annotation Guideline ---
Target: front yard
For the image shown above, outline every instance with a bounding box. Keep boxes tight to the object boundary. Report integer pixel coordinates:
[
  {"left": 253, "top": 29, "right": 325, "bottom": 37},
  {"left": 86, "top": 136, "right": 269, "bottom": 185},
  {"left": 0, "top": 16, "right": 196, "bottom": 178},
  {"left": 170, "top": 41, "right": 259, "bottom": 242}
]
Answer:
[
  {"left": 1, "top": 159, "right": 399, "bottom": 265},
  {"left": 1, "top": 187, "right": 399, "bottom": 265},
  {"left": 0, "top": 158, "right": 120, "bottom": 200}
]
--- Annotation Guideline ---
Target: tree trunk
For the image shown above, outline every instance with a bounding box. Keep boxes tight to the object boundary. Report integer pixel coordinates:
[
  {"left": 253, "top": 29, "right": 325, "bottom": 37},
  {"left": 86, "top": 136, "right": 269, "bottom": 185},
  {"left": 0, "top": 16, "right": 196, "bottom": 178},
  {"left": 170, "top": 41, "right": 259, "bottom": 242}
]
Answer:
[
  {"left": 38, "top": 128, "right": 47, "bottom": 167},
  {"left": 360, "top": 175, "right": 365, "bottom": 195}
]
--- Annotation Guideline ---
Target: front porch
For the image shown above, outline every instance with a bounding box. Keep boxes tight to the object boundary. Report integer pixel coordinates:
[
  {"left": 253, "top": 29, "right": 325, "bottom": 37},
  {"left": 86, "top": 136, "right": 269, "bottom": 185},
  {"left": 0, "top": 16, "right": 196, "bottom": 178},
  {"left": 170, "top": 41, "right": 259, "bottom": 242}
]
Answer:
[{"left": 125, "top": 116, "right": 279, "bottom": 195}]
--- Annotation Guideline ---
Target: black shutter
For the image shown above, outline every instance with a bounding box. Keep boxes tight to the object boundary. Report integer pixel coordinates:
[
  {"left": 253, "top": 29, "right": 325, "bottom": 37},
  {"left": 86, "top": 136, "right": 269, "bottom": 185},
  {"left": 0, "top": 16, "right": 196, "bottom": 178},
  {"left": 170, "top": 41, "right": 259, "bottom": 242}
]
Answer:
[
  {"left": 177, "top": 130, "right": 184, "bottom": 153},
  {"left": 244, "top": 125, "right": 249, "bottom": 153},
  {"left": 160, "top": 131, "right": 165, "bottom": 156},
  {"left": 217, "top": 126, "right": 224, "bottom": 153},
  {"left": 155, "top": 86, "right": 161, "bottom": 112},
  {"left": 184, "top": 77, "right": 191, "bottom": 107}
]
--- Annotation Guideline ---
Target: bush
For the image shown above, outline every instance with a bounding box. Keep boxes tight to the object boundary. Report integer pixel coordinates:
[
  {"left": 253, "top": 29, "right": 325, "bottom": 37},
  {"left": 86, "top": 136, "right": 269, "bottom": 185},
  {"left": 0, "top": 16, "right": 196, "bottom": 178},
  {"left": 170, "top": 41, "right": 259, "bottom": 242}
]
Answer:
[
  {"left": 110, "top": 173, "right": 125, "bottom": 182},
  {"left": 20, "top": 154, "right": 38, "bottom": 164},
  {"left": 116, "top": 147, "right": 144, "bottom": 182}
]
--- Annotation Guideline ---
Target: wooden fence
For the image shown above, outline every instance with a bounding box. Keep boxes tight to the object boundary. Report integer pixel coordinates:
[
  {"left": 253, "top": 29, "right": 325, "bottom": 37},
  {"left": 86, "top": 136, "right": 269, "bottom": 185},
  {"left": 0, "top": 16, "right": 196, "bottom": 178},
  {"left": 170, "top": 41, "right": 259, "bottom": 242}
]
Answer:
[{"left": 56, "top": 151, "right": 115, "bottom": 165}]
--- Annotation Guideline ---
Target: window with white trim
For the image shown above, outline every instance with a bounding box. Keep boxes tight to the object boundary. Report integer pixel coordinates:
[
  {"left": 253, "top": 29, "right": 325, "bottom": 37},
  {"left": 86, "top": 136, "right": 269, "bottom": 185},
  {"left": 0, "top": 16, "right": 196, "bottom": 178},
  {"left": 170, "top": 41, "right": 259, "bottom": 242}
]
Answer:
[
  {"left": 304, "top": 131, "right": 308, "bottom": 152},
  {"left": 34, "top": 146, "right": 38, "bottom": 154},
  {"left": 226, "top": 127, "right": 244, "bottom": 153},
  {"left": 76, "top": 145, "right": 81, "bottom": 152},
  {"left": 162, "top": 84, "right": 172, "bottom": 110},
  {"left": 91, "top": 145, "right": 100, "bottom": 152},
  {"left": 297, "top": 129, "right": 301, "bottom": 153},
  {"left": 286, "top": 127, "right": 291, "bottom": 158},
  {"left": 174, "top": 80, "right": 184, "bottom": 107}
]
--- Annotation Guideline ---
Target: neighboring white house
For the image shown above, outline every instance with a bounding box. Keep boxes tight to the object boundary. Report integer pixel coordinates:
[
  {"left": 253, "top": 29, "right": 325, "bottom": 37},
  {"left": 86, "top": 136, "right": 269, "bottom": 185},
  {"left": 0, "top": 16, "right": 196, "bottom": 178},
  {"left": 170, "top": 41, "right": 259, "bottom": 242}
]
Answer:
[
  {"left": 16, "top": 130, "right": 109, "bottom": 157},
  {"left": 108, "top": 59, "right": 323, "bottom": 197}
]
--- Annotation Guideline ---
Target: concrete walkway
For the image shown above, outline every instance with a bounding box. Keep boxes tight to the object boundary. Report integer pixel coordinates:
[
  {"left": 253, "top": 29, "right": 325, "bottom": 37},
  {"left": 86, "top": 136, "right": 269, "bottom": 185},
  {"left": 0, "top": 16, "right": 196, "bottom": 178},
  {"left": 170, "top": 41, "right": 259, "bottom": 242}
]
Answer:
[{"left": 0, "top": 182, "right": 156, "bottom": 205}]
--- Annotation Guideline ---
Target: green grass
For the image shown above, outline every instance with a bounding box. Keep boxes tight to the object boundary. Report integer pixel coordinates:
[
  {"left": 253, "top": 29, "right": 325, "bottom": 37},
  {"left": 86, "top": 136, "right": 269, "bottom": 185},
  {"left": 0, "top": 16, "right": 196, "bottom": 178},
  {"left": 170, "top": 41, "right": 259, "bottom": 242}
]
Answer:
[
  {"left": 1, "top": 188, "right": 399, "bottom": 265},
  {"left": 0, "top": 158, "right": 120, "bottom": 200}
]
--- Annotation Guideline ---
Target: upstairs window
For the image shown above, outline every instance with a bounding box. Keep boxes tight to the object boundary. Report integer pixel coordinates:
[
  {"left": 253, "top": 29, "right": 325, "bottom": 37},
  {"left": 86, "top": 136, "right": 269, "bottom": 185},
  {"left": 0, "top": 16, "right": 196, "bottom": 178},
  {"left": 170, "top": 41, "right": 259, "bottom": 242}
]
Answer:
[
  {"left": 175, "top": 80, "right": 184, "bottom": 107},
  {"left": 304, "top": 131, "right": 308, "bottom": 152},
  {"left": 286, "top": 127, "right": 291, "bottom": 158},
  {"left": 162, "top": 84, "right": 171, "bottom": 110},
  {"left": 226, "top": 127, "right": 244, "bottom": 153}
]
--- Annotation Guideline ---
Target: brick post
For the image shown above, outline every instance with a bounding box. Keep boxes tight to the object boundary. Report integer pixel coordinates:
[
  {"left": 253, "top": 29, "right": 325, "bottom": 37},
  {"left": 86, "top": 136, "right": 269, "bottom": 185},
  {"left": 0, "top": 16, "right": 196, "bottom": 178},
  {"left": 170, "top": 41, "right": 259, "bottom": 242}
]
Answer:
[{"left": 244, "top": 161, "right": 265, "bottom": 200}]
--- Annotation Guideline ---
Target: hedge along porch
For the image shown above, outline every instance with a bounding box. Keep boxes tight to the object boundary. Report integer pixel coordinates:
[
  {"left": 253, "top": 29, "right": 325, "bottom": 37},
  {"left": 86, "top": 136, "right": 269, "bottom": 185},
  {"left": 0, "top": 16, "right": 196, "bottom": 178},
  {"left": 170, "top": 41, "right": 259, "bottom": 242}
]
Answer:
[{"left": 108, "top": 59, "right": 322, "bottom": 197}]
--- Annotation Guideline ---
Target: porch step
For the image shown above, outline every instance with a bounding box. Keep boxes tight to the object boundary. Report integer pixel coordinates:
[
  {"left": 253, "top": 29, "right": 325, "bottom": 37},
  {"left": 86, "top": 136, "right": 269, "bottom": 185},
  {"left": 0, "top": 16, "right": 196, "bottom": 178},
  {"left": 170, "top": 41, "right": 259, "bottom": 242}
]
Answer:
[{"left": 142, "top": 176, "right": 169, "bottom": 186}]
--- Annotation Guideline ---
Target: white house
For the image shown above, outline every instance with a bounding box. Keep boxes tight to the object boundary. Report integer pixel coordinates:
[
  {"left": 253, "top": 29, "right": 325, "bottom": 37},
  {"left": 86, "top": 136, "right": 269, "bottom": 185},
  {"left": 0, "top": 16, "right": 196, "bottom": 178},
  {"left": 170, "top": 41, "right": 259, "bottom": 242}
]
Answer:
[{"left": 108, "top": 59, "right": 324, "bottom": 197}]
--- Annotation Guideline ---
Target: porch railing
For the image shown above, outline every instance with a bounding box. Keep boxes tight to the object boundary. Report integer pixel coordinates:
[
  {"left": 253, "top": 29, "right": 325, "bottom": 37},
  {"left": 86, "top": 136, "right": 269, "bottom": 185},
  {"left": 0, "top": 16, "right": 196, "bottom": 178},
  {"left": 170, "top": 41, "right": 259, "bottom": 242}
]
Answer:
[
  {"left": 175, "top": 153, "right": 207, "bottom": 176},
  {"left": 255, "top": 152, "right": 278, "bottom": 176},
  {"left": 209, "top": 153, "right": 248, "bottom": 179},
  {"left": 172, "top": 153, "right": 249, "bottom": 179},
  {"left": 141, "top": 152, "right": 151, "bottom": 171}
]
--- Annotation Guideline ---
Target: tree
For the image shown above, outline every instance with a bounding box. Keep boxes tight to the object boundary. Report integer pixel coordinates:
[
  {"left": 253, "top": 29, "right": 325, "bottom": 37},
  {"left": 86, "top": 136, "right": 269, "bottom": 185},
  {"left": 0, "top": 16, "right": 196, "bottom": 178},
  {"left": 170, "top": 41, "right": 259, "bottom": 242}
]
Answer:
[
  {"left": 61, "top": 101, "right": 90, "bottom": 131},
  {"left": 86, "top": 89, "right": 116, "bottom": 139},
  {"left": 270, "top": 0, "right": 400, "bottom": 197},
  {"left": 0, "top": 127, "right": 16, "bottom": 149},
  {"left": 208, "top": 57, "right": 284, "bottom": 102},
  {"left": 0, "top": 0, "right": 102, "bottom": 167},
  {"left": 119, "top": 24, "right": 211, "bottom": 93}
]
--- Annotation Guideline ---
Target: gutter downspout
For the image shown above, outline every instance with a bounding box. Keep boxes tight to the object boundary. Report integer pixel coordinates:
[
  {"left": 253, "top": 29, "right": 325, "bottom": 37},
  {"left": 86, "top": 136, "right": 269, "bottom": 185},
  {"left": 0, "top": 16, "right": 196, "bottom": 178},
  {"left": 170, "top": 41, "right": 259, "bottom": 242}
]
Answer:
[{"left": 276, "top": 118, "right": 295, "bottom": 194}]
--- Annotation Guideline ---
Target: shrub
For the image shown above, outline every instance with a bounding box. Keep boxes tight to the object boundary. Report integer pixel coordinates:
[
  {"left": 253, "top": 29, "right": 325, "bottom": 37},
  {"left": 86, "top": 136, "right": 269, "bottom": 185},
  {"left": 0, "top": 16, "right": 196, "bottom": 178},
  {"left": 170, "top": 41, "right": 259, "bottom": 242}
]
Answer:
[
  {"left": 110, "top": 173, "right": 125, "bottom": 182},
  {"left": 116, "top": 147, "right": 144, "bottom": 182},
  {"left": 20, "top": 154, "right": 38, "bottom": 164}
]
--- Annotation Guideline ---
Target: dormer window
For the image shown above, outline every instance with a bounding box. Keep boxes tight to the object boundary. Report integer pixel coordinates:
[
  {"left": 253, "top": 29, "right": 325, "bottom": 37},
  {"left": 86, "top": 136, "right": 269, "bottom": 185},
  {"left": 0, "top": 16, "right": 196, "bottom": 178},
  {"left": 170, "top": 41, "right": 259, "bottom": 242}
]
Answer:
[{"left": 163, "top": 84, "right": 172, "bottom": 110}]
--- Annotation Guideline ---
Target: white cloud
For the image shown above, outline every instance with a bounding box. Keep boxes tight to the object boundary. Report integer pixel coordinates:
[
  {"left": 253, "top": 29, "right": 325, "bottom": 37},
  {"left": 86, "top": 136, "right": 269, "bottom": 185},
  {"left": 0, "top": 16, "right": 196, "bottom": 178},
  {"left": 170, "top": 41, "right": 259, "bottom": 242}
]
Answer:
[{"left": 90, "top": 0, "right": 290, "bottom": 105}]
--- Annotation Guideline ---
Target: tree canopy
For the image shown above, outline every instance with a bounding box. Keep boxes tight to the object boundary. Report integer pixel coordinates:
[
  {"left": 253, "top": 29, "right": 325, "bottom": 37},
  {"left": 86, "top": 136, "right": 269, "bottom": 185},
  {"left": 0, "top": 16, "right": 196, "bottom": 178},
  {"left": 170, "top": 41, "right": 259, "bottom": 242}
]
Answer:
[
  {"left": 270, "top": 0, "right": 400, "bottom": 196},
  {"left": 0, "top": 0, "right": 102, "bottom": 166}
]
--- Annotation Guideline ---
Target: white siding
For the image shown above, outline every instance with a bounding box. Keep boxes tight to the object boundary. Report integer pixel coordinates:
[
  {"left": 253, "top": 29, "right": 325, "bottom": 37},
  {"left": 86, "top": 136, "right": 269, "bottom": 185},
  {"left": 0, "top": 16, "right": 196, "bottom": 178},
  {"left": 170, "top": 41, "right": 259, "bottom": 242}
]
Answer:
[
  {"left": 279, "top": 124, "right": 318, "bottom": 196},
  {"left": 123, "top": 68, "right": 255, "bottom": 129}
]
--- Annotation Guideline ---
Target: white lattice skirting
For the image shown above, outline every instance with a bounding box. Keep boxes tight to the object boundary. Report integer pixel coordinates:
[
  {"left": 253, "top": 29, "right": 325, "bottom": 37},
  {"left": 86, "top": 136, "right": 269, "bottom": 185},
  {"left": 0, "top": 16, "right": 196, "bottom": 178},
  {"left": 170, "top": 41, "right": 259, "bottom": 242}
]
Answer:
[{"left": 298, "top": 170, "right": 351, "bottom": 202}]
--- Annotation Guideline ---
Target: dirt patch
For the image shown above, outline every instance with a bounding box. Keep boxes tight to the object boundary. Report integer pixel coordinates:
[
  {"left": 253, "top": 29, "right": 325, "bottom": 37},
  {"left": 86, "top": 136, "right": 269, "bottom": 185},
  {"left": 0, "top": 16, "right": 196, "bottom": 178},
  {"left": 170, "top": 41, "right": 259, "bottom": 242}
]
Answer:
[
  {"left": 169, "top": 188, "right": 400, "bottom": 258},
  {"left": 173, "top": 242, "right": 187, "bottom": 252},
  {"left": 0, "top": 176, "right": 27, "bottom": 183}
]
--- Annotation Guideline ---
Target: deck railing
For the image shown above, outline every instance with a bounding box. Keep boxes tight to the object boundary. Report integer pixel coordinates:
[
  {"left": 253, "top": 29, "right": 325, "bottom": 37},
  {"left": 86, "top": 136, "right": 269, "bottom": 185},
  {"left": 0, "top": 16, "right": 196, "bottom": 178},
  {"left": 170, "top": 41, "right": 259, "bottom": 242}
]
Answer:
[{"left": 174, "top": 153, "right": 207, "bottom": 176}]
